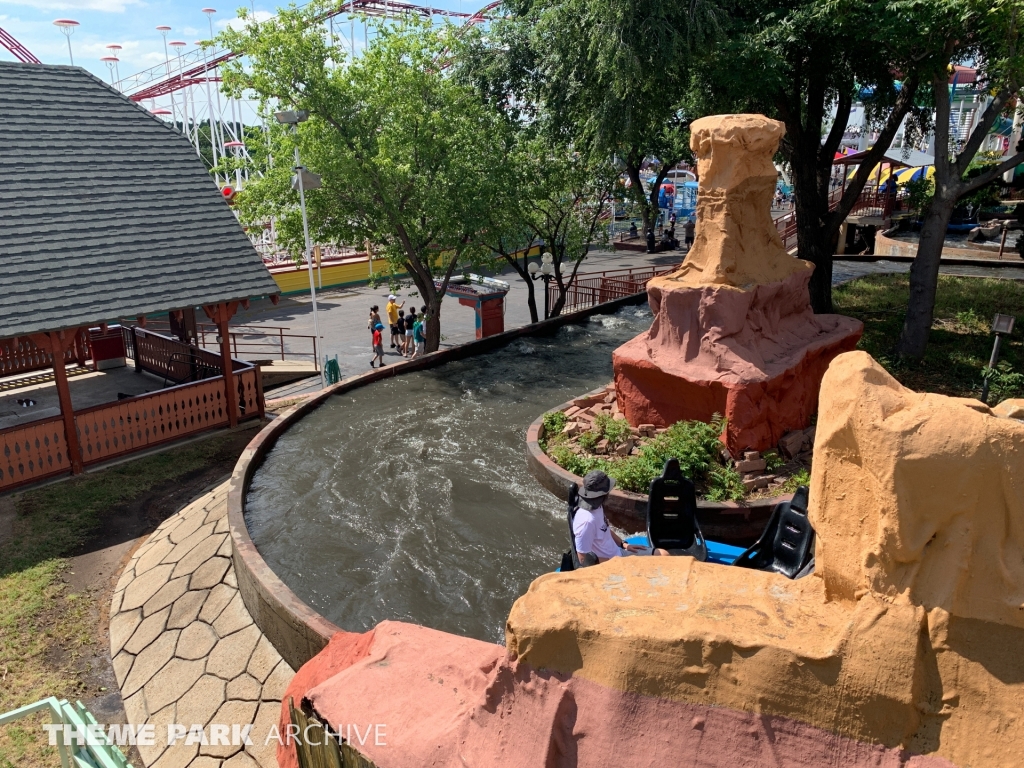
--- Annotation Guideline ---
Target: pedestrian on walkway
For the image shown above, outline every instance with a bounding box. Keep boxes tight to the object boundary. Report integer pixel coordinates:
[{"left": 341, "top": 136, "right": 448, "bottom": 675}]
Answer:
[
  {"left": 397, "top": 308, "right": 408, "bottom": 356},
  {"left": 404, "top": 307, "right": 418, "bottom": 357},
  {"left": 367, "top": 305, "right": 381, "bottom": 340},
  {"left": 411, "top": 314, "right": 426, "bottom": 358},
  {"left": 385, "top": 294, "right": 404, "bottom": 349},
  {"left": 370, "top": 323, "right": 385, "bottom": 368},
  {"left": 683, "top": 217, "right": 695, "bottom": 250}
]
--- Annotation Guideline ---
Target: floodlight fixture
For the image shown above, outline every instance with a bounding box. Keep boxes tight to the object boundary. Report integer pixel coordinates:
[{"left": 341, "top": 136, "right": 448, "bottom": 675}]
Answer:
[
  {"left": 992, "top": 313, "right": 1015, "bottom": 335},
  {"left": 275, "top": 109, "right": 309, "bottom": 125}
]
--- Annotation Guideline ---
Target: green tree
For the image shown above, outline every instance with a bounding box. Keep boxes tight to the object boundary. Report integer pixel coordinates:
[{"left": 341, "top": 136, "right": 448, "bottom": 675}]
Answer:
[
  {"left": 895, "top": 0, "right": 1024, "bottom": 358},
  {"left": 219, "top": 9, "right": 505, "bottom": 352},
  {"left": 479, "top": 136, "right": 615, "bottom": 321},
  {"left": 465, "top": 0, "right": 703, "bottom": 237},
  {"left": 691, "top": 0, "right": 927, "bottom": 313}
]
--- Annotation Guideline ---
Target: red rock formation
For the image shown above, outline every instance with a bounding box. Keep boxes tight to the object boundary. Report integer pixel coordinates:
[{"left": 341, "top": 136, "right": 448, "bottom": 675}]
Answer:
[{"left": 612, "top": 114, "right": 862, "bottom": 454}]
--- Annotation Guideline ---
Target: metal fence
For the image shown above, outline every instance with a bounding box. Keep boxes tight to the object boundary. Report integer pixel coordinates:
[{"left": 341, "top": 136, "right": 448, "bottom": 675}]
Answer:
[{"left": 548, "top": 265, "right": 677, "bottom": 315}]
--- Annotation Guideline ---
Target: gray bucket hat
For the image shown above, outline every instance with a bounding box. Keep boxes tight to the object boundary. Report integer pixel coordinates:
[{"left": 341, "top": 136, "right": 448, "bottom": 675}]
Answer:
[{"left": 579, "top": 469, "right": 616, "bottom": 499}]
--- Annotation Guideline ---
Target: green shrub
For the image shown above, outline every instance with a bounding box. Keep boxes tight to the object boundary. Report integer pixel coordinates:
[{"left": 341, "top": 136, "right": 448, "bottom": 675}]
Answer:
[
  {"left": 547, "top": 413, "right": 745, "bottom": 501},
  {"left": 982, "top": 361, "right": 1024, "bottom": 400},
  {"left": 763, "top": 451, "right": 784, "bottom": 472},
  {"left": 543, "top": 410, "right": 568, "bottom": 436},
  {"left": 780, "top": 468, "right": 811, "bottom": 495},
  {"left": 577, "top": 430, "right": 598, "bottom": 451},
  {"left": 592, "top": 413, "right": 632, "bottom": 446}
]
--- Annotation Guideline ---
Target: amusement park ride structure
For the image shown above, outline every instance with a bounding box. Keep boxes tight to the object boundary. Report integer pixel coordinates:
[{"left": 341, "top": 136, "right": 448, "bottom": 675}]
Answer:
[
  {"left": 0, "top": 2, "right": 500, "bottom": 264},
  {"left": 1, "top": 1, "right": 499, "bottom": 185}
]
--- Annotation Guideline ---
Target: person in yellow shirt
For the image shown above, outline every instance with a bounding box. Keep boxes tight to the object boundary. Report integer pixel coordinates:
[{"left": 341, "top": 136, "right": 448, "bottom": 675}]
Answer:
[{"left": 385, "top": 294, "right": 404, "bottom": 350}]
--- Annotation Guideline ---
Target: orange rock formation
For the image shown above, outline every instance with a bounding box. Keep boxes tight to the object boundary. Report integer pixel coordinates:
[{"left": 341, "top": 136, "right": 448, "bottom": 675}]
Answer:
[
  {"left": 282, "top": 352, "right": 1024, "bottom": 767},
  {"left": 508, "top": 351, "right": 1024, "bottom": 767},
  {"left": 613, "top": 114, "right": 862, "bottom": 454}
]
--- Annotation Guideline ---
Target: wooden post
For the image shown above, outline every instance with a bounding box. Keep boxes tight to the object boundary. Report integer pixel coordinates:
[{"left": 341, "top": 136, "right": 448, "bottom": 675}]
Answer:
[
  {"left": 31, "top": 330, "right": 85, "bottom": 474},
  {"left": 203, "top": 302, "right": 239, "bottom": 427}
]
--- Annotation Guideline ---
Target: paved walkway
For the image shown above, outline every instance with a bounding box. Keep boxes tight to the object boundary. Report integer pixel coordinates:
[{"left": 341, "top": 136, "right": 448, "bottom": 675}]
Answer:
[{"left": 110, "top": 481, "right": 292, "bottom": 768}]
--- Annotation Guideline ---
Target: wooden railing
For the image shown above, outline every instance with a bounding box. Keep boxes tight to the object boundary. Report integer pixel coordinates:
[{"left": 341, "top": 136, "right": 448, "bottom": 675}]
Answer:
[
  {"left": 74, "top": 376, "right": 232, "bottom": 465},
  {"left": 124, "top": 327, "right": 224, "bottom": 383},
  {"left": 549, "top": 265, "right": 677, "bottom": 315},
  {"left": 0, "top": 331, "right": 264, "bottom": 492},
  {"left": 0, "top": 330, "right": 89, "bottom": 378},
  {"left": 0, "top": 415, "right": 70, "bottom": 491}
]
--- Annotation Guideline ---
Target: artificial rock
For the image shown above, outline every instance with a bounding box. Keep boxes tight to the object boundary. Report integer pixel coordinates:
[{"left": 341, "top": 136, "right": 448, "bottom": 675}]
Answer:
[{"left": 613, "top": 114, "right": 861, "bottom": 453}]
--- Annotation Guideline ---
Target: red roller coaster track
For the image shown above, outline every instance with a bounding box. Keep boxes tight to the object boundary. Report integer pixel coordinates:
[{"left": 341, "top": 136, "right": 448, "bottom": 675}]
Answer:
[
  {"left": 0, "top": 25, "right": 41, "bottom": 64},
  {"left": 124, "top": 0, "right": 502, "bottom": 102}
]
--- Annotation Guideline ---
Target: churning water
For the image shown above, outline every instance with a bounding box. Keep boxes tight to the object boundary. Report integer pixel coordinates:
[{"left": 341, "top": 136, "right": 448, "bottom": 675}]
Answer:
[{"left": 245, "top": 304, "right": 652, "bottom": 643}]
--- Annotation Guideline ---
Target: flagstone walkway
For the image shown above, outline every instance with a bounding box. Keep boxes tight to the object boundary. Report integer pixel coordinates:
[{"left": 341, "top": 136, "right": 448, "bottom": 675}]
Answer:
[{"left": 110, "top": 481, "right": 294, "bottom": 768}]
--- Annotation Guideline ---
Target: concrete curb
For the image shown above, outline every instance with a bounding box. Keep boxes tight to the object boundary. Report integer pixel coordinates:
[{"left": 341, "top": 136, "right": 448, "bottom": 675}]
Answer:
[{"left": 227, "top": 293, "right": 651, "bottom": 671}]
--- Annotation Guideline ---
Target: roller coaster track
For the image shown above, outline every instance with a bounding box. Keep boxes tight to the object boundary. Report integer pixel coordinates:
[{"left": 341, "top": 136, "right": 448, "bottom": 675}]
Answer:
[
  {"left": 0, "top": 25, "right": 41, "bottom": 64},
  {"left": 118, "top": 0, "right": 500, "bottom": 102}
]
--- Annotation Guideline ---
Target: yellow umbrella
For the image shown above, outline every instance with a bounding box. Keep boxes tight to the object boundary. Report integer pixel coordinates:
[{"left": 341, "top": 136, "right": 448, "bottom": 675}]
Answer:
[{"left": 895, "top": 166, "right": 935, "bottom": 184}]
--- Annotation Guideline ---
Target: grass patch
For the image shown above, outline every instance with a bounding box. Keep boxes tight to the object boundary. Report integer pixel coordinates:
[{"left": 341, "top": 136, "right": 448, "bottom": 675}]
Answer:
[
  {"left": 0, "top": 433, "right": 245, "bottom": 768},
  {"left": 834, "top": 274, "right": 1024, "bottom": 398}
]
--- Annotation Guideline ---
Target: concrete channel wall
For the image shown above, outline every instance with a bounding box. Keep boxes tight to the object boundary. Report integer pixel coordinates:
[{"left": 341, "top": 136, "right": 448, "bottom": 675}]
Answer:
[{"left": 226, "top": 292, "right": 649, "bottom": 672}]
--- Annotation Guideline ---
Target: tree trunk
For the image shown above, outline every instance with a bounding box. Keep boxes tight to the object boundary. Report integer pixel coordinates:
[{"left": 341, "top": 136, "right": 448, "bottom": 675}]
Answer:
[
  {"left": 895, "top": 198, "right": 957, "bottom": 359},
  {"left": 524, "top": 274, "right": 539, "bottom": 323},
  {"left": 503, "top": 254, "right": 539, "bottom": 324},
  {"left": 790, "top": 157, "right": 834, "bottom": 312},
  {"left": 424, "top": 285, "right": 443, "bottom": 353}
]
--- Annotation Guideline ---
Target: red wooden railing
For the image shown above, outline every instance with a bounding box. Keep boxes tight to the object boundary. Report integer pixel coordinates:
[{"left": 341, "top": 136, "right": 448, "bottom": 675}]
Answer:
[
  {"left": 0, "top": 416, "right": 70, "bottom": 491},
  {"left": 0, "top": 330, "right": 89, "bottom": 378},
  {"left": 0, "top": 331, "right": 263, "bottom": 492},
  {"left": 74, "top": 377, "right": 231, "bottom": 465}
]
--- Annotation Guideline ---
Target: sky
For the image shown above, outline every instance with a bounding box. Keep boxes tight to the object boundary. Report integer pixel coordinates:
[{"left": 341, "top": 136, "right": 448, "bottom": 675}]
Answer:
[{"left": 1, "top": 0, "right": 476, "bottom": 95}]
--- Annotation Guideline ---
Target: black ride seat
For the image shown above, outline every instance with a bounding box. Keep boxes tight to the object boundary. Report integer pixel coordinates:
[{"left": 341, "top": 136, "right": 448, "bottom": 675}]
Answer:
[
  {"left": 647, "top": 459, "right": 708, "bottom": 561},
  {"left": 560, "top": 483, "right": 583, "bottom": 571},
  {"left": 733, "top": 485, "right": 814, "bottom": 579}
]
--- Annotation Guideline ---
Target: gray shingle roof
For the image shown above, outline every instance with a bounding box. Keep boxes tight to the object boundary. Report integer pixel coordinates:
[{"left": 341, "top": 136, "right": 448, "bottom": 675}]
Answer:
[{"left": 0, "top": 61, "right": 279, "bottom": 340}]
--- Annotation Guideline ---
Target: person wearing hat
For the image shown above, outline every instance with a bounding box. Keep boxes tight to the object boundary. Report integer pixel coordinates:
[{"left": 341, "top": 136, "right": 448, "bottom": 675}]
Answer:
[
  {"left": 573, "top": 470, "right": 653, "bottom": 566},
  {"left": 385, "top": 294, "right": 404, "bottom": 350},
  {"left": 370, "top": 322, "right": 386, "bottom": 369}
]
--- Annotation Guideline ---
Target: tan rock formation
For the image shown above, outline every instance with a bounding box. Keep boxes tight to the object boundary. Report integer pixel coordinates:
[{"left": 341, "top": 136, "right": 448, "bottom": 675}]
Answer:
[
  {"left": 992, "top": 397, "right": 1024, "bottom": 420},
  {"left": 613, "top": 113, "right": 862, "bottom": 453},
  {"left": 508, "top": 351, "right": 1024, "bottom": 767},
  {"left": 655, "top": 114, "right": 810, "bottom": 289}
]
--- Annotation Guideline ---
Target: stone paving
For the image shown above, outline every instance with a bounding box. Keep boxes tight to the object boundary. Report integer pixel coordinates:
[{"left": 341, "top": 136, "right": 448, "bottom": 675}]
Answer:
[{"left": 110, "top": 481, "right": 293, "bottom": 768}]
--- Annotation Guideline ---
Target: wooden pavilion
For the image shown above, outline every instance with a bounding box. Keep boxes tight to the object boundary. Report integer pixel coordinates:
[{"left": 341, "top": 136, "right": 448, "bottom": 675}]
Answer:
[{"left": 0, "top": 61, "right": 279, "bottom": 492}]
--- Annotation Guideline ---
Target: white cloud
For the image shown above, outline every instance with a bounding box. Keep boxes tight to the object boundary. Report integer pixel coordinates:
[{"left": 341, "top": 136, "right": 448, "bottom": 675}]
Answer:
[
  {"left": 216, "top": 10, "right": 272, "bottom": 31},
  {"left": 3, "top": 0, "right": 140, "bottom": 12}
]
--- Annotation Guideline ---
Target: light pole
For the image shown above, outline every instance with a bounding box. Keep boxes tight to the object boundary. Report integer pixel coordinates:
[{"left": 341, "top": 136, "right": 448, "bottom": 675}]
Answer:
[
  {"left": 105, "top": 44, "right": 122, "bottom": 83},
  {"left": 156, "top": 26, "right": 177, "bottom": 132},
  {"left": 197, "top": 39, "right": 219, "bottom": 185},
  {"left": 275, "top": 109, "right": 326, "bottom": 389},
  {"left": 980, "top": 313, "right": 1016, "bottom": 404},
  {"left": 53, "top": 19, "right": 79, "bottom": 65},
  {"left": 100, "top": 55, "right": 119, "bottom": 85},
  {"left": 202, "top": 8, "right": 227, "bottom": 161},
  {"left": 528, "top": 252, "right": 555, "bottom": 320},
  {"left": 170, "top": 41, "right": 191, "bottom": 145}
]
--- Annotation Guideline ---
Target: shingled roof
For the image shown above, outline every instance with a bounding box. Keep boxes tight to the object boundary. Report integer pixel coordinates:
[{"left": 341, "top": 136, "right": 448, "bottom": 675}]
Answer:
[{"left": 0, "top": 61, "right": 279, "bottom": 340}]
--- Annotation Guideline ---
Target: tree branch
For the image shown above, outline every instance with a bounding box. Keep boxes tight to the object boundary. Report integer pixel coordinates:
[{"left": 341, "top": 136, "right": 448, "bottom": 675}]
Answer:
[
  {"left": 953, "top": 87, "right": 1014, "bottom": 177},
  {"left": 960, "top": 150, "right": 1024, "bottom": 195}
]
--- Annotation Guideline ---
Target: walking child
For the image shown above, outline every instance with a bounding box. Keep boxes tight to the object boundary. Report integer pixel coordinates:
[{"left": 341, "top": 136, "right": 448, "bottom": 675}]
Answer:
[{"left": 370, "top": 323, "right": 385, "bottom": 368}]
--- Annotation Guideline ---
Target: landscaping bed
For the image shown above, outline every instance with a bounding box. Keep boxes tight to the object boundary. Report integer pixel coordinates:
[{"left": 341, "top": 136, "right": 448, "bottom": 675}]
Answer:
[{"left": 539, "top": 384, "right": 812, "bottom": 503}]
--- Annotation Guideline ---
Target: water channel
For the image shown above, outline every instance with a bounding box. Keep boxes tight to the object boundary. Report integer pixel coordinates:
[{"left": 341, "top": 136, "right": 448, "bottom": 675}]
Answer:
[{"left": 245, "top": 304, "right": 653, "bottom": 644}]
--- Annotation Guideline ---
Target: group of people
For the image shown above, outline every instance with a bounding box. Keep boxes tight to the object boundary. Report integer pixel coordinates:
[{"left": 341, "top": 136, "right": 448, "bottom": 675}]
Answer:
[
  {"left": 636, "top": 212, "right": 695, "bottom": 253},
  {"left": 367, "top": 294, "right": 427, "bottom": 368}
]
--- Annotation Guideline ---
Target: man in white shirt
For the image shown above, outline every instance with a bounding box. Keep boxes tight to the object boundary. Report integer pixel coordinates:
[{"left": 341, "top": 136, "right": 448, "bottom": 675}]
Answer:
[{"left": 573, "top": 470, "right": 659, "bottom": 565}]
